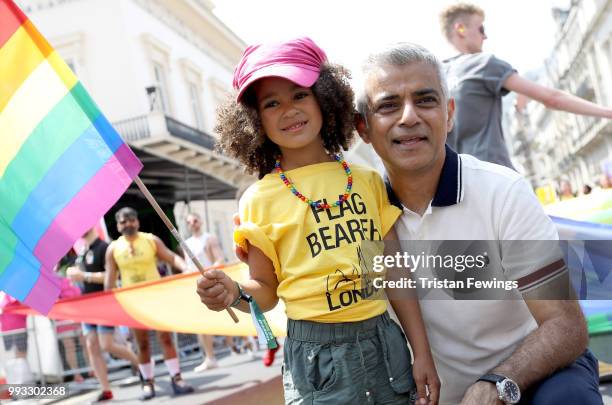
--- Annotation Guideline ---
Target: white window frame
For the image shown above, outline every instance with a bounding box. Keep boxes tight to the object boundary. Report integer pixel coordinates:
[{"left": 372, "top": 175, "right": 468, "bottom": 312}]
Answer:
[
  {"left": 52, "top": 32, "right": 84, "bottom": 78},
  {"left": 180, "top": 59, "right": 206, "bottom": 130},
  {"left": 208, "top": 78, "right": 231, "bottom": 135},
  {"left": 188, "top": 82, "right": 205, "bottom": 130},
  {"left": 153, "top": 61, "right": 171, "bottom": 113},
  {"left": 141, "top": 34, "right": 173, "bottom": 115}
]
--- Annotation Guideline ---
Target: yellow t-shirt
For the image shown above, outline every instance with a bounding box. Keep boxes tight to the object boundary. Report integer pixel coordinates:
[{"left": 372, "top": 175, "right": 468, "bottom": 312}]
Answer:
[
  {"left": 112, "top": 232, "right": 160, "bottom": 287},
  {"left": 235, "top": 163, "right": 401, "bottom": 322}
]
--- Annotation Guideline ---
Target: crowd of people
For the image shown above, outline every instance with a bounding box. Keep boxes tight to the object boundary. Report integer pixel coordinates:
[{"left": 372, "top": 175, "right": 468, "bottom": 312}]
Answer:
[
  {"left": 557, "top": 170, "right": 611, "bottom": 200},
  {"left": 2, "top": 2, "right": 611, "bottom": 404},
  {"left": 0, "top": 207, "right": 280, "bottom": 403}
]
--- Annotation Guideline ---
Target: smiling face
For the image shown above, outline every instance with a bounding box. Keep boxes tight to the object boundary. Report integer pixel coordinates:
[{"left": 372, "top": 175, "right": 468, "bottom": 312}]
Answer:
[
  {"left": 358, "top": 62, "right": 454, "bottom": 177},
  {"left": 253, "top": 77, "right": 324, "bottom": 156}
]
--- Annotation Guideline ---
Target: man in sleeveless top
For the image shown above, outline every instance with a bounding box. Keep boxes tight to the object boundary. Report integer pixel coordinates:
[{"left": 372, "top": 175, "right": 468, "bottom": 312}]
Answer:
[
  {"left": 104, "top": 207, "right": 194, "bottom": 401},
  {"left": 67, "top": 227, "right": 139, "bottom": 402}
]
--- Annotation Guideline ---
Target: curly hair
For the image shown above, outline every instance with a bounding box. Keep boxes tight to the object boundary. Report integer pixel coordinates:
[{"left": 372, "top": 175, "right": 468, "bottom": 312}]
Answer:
[
  {"left": 215, "top": 63, "right": 356, "bottom": 179},
  {"left": 439, "top": 3, "right": 484, "bottom": 42}
]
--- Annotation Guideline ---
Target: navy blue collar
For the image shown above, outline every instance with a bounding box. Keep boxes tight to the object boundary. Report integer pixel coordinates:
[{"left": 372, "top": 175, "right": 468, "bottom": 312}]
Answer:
[{"left": 385, "top": 145, "right": 464, "bottom": 210}]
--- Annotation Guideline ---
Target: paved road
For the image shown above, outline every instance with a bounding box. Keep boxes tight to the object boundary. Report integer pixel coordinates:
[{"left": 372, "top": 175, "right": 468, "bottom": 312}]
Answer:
[
  {"left": 7, "top": 352, "right": 612, "bottom": 404},
  {"left": 53, "top": 350, "right": 283, "bottom": 404},
  {"left": 55, "top": 361, "right": 612, "bottom": 404}
]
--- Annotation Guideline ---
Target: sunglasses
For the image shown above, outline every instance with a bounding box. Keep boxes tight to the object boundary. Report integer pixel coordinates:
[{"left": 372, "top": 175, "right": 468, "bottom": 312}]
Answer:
[{"left": 479, "top": 25, "right": 486, "bottom": 36}]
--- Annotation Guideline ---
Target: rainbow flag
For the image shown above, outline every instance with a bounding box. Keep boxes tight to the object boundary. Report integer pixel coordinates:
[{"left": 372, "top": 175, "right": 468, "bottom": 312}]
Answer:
[
  {"left": 0, "top": 0, "right": 142, "bottom": 313},
  {"left": 4, "top": 263, "right": 288, "bottom": 337}
]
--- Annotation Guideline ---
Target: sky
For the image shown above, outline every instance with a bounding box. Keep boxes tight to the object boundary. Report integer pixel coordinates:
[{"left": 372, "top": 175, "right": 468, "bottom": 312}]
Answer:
[{"left": 212, "top": 0, "right": 571, "bottom": 84}]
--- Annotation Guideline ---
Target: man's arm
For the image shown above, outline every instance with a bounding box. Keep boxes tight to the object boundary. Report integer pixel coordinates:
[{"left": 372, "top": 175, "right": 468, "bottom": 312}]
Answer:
[
  {"left": 153, "top": 236, "right": 187, "bottom": 273},
  {"left": 104, "top": 243, "right": 118, "bottom": 290},
  {"left": 492, "top": 298, "right": 587, "bottom": 388},
  {"left": 204, "top": 235, "right": 225, "bottom": 266},
  {"left": 67, "top": 267, "right": 106, "bottom": 284},
  {"left": 504, "top": 73, "right": 612, "bottom": 118},
  {"left": 461, "top": 295, "right": 587, "bottom": 405},
  {"left": 461, "top": 178, "right": 588, "bottom": 405},
  {"left": 68, "top": 244, "right": 109, "bottom": 284}
]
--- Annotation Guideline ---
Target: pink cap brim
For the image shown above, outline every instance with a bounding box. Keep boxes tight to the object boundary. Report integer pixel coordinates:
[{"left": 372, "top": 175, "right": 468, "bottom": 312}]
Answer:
[{"left": 236, "top": 64, "right": 320, "bottom": 102}]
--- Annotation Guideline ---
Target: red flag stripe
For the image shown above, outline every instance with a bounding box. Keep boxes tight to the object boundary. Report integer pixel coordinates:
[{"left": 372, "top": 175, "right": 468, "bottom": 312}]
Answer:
[{"left": 0, "top": 0, "right": 27, "bottom": 49}]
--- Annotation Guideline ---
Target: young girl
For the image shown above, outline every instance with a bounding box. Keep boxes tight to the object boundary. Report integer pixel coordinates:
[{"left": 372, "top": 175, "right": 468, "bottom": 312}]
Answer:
[{"left": 198, "top": 37, "right": 438, "bottom": 405}]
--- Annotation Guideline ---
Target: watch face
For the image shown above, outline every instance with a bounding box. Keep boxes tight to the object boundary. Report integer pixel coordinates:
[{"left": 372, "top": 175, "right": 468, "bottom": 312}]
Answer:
[{"left": 501, "top": 379, "right": 520, "bottom": 403}]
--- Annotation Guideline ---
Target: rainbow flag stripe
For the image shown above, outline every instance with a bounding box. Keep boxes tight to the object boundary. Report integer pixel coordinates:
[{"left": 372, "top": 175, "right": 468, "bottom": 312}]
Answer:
[
  {"left": 5, "top": 264, "right": 288, "bottom": 337},
  {"left": 0, "top": 0, "right": 142, "bottom": 313}
]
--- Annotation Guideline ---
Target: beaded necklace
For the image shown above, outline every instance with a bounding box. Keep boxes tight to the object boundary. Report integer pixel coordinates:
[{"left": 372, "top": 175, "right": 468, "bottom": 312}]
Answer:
[{"left": 275, "top": 154, "right": 352, "bottom": 210}]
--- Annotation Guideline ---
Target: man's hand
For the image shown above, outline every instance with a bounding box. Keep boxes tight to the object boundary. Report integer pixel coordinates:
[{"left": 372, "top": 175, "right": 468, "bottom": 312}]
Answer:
[
  {"left": 232, "top": 213, "right": 247, "bottom": 263},
  {"left": 413, "top": 355, "right": 440, "bottom": 405},
  {"left": 66, "top": 266, "right": 85, "bottom": 282},
  {"left": 460, "top": 381, "right": 502, "bottom": 405},
  {"left": 196, "top": 269, "right": 239, "bottom": 311}
]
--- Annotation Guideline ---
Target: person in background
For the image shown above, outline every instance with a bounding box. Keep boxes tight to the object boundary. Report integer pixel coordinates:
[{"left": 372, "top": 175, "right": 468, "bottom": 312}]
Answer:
[
  {"left": 439, "top": 3, "right": 612, "bottom": 169},
  {"left": 67, "top": 227, "right": 140, "bottom": 402},
  {"left": 559, "top": 178, "right": 576, "bottom": 201},
  {"left": 0, "top": 293, "right": 32, "bottom": 384},
  {"left": 183, "top": 212, "right": 245, "bottom": 371},
  {"left": 598, "top": 172, "right": 611, "bottom": 190},
  {"left": 55, "top": 272, "right": 85, "bottom": 384},
  {"left": 105, "top": 207, "right": 194, "bottom": 401}
]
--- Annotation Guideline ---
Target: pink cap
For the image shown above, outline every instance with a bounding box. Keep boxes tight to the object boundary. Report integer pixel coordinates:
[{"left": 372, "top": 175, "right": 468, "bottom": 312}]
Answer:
[{"left": 233, "top": 37, "right": 328, "bottom": 102}]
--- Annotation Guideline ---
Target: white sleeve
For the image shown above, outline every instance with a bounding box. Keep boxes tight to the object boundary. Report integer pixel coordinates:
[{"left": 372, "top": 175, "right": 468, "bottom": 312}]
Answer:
[{"left": 498, "top": 178, "right": 566, "bottom": 291}]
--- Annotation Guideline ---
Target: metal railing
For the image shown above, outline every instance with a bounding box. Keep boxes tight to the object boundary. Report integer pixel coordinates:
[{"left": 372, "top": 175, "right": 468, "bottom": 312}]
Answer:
[
  {"left": 165, "top": 116, "right": 216, "bottom": 151},
  {"left": 0, "top": 317, "right": 216, "bottom": 387},
  {"left": 112, "top": 114, "right": 218, "bottom": 153},
  {"left": 113, "top": 115, "right": 151, "bottom": 142}
]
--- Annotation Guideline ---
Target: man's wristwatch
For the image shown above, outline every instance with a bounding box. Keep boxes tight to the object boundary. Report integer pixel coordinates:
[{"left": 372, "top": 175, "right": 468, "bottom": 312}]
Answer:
[{"left": 477, "top": 374, "right": 521, "bottom": 404}]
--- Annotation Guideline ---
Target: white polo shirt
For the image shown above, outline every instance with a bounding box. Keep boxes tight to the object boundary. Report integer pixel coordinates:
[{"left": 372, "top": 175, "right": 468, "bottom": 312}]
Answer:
[{"left": 388, "top": 146, "right": 565, "bottom": 405}]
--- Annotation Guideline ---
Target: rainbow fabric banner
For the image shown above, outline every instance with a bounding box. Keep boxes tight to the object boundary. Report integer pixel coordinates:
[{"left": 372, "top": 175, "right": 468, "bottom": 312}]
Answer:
[
  {"left": 545, "top": 189, "right": 612, "bottom": 225},
  {"left": 4, "top": 260, "right": 608, "bottom": 338},
  {"left": 4, "top": 263, "right": 288, "bottom": 337},
  {"left": 0, "top": 0, "right": 142, "bottom": 314}
]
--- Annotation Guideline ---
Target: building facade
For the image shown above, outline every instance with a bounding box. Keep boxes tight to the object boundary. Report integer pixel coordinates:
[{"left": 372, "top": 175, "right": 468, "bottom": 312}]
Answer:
[
  {"left": 508, "top": 0, "right": 612, "bottom": 196},
  {"left": 21, "top": 0, "right": 256, "bottom": 258}
]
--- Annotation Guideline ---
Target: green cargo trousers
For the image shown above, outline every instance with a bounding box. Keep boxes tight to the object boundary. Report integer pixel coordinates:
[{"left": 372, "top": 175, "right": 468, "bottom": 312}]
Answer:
[{"left": 282, "top": 312, "right": 416, "bottom": 404}]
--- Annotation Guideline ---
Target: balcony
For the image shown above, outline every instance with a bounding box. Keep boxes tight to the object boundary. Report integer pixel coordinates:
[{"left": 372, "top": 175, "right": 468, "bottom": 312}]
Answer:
[
  {"left": 571, "top": 118, "right": 612, "bottom": 156},
  {"left": 112, "top": 112, "right": 255, "bottom": 204}
]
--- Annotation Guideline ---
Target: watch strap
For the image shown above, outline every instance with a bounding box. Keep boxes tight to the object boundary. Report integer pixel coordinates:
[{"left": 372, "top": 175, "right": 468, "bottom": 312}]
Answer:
[{"left": 477, "top": 373, "right": 506, "bottom": 384}]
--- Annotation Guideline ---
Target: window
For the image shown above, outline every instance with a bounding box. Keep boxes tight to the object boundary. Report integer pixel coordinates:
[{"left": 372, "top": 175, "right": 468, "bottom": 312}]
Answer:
[
  {"left": 142, "top": 34, "right": 173, "bottom": 114},
  {"left": 153, "top": 62, "right": 170, "bottom": 113},
  {"left": 188, "top": 82, "right": 205, "bottom": 130},
  {"left": 209, "top": 79, "right": 231, "bottom": 134},
  {"left": 52, "top": 33, "right": 84, "bottom": 78},
  {"left": 64, "top": 57, "right": 77, "bottom": 75}
]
